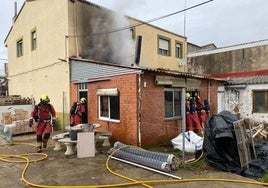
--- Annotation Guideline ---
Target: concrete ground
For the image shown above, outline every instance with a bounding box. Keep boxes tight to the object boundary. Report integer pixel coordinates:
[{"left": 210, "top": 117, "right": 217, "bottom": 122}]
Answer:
[{"left": 0, "top": 131, "right": 266, "bottom": 188}]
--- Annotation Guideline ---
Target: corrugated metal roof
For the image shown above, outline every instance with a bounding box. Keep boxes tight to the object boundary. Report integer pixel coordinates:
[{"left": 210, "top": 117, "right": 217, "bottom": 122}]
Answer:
[
  {"left": 188, "top": 39, "right": 268, "bottom": 57},
  {"left": 70, "top": 58, "right": 224, "bottom": 82},
  {"left": 71, "top": 59, "right": 142, "bottom": 82},
  {"left": 226, "top": 75, "right": 268, "bottom": 85}
]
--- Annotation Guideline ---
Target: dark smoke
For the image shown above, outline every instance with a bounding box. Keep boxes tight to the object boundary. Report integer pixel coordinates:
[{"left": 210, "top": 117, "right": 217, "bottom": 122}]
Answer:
[{"left": 86, "top": 9, "right": 135, "bottom": 66}]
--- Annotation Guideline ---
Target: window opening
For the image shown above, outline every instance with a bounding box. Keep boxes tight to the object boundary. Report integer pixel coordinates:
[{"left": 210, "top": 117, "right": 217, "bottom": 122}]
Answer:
[{"left": 164, "top": 88, "right": 182, "bottom": 119}]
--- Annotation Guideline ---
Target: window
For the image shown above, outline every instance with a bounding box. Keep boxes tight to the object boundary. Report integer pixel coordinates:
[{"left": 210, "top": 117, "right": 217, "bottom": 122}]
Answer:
[
  {"left": 175, "top": 41, "right": 183, "bottom": 58},
  {"left": 78, "top": 82, "right": 88, "bottom": 122},
  {"left": 78, "top": 82, "right": 87, "bottom": 91},
  {"left": 17, "top": 38, "right": 23, "bottom": 57},
  {"left": 98, "top": 89, "right": 120, "bottom": 121},
  {"left": 253, "top": 90, "right": 268, "bottom": 113},
  {"left": 158, "top": 36, "right": 170, "bottom": 56},
  {"left": 78, "top": 83, "right": 87, "bottom": 100},
  {"left": 31, "top": 30, "right": 37, "bottom": 51},
  {"left": 165, "top": 89, "right": 182, "bottom": 119},
  {"left": 130, "top": 27, "right": 135, "bottom": 39}
]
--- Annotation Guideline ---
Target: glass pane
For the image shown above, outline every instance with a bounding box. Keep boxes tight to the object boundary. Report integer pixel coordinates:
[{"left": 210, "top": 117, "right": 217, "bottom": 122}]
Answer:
[
  {"left": 32, "top": 31, "right": 36, "bottom": 39},
  {"left": 17, "top": 40, "right": 23, "bottom": 57},
  {"left": 165, "top": 91, "right": 173, "bottom": 118},
  {"left": 255, "top": 92, "right": 265, "bottom": 113},
  {"left": 110, "top": 96, "right": 120, "bottom": 120},
  {"left": 100, "top": 96, "right": 109, "bottom": 117},
  {"left": 174, "top": 91, "right": 181, "bottom": 116},
  {"left": 176, "top": 43, "right": 182, "bottom": 58}
]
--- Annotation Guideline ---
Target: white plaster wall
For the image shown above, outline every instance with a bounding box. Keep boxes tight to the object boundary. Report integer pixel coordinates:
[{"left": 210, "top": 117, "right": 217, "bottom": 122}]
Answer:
[{"left": 221, "top": 84, "right": 268, "bottom": 123}]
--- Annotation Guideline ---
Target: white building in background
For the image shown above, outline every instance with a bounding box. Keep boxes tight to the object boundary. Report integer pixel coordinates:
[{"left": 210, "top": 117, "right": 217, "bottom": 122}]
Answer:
[{"left": 218, "top": 74, "right": 268, "bottom": 123}]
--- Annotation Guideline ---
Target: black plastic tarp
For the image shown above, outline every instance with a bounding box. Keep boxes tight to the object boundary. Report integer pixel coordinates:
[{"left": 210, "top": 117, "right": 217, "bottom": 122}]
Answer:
[{"left": 203, "top": 110, "right": 268, "bottom": 178}]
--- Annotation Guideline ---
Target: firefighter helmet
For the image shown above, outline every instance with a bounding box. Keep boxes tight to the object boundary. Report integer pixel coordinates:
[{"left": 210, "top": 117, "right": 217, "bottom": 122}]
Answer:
[
  {"left": 185, "top": 93, "right": 191, "bottom": 99},
  {"left": 40, "top": 94, "right": 50, "bottom": 103},
  {"left": 80, "top": 97, "right": 86, "bottom": 104}
]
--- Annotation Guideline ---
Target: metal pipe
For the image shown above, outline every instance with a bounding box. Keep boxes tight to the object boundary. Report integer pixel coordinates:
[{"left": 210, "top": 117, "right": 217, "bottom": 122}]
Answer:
[
  {"left": 62, "top": 91, "right": 65, "bottom": 131},
  {"left": 137, "top": 72, "right": 143, "bottom": 147},
  {"left": 181, "top": 88, "right": 186, "bottom": 167},
  {"left": 110, "top": 156, "right": 182, "bottom": 180}
]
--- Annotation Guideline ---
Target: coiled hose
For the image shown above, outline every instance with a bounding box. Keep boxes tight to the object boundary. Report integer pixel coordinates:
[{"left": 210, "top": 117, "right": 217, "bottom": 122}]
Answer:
[{"left": 1, "top": 141, "right": 268, "bottom": 187}]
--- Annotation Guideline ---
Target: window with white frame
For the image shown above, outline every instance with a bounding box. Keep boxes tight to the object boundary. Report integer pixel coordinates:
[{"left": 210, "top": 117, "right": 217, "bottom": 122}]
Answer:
[
  {"left": 78, "top": 83, "right": 87, "bottom": 100},
  {"left": 17, "top": 38, "right": 23, "bottom": 57},
  {"left": 158, "top": 36, "right": 170, "bottom": 56},
  {"left": 164, "top": 88, "right": 182, "bottom": 119},
  {"left": 98, "top": 89, "right": 120, "bottom": 121},
  {"left": 253, "top": 90, "right": 268, "bottom": 113}
]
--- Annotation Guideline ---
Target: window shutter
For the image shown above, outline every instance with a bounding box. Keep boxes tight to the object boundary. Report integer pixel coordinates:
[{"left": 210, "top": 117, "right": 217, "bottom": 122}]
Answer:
[
  {"left": 97, "top": 88, "right": 119, "bottom": 96},
  {"left": 159, "top": 39, "right": 169, "bottom": 50}
]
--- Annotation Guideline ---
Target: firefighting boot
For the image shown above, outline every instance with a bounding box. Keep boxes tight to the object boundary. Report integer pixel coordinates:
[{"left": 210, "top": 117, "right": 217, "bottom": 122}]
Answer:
[
  {"left": 42, "top": 142, "right": 47, "bottom": 148},
  {"left": 36, "top": 146, "right": 42, "bottom": 153}
]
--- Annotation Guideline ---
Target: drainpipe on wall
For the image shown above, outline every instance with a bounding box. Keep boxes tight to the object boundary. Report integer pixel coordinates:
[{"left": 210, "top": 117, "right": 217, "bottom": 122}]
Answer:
[
  {"left": 208, "top": 80, "right": 211, "bottom": 116},
  {"left": 62, "top": 91, "right": 66, "bottom": 131},
  {"left": 181, "top": 88, "right": 186, "bottom": 167},
  {"left": 137, "top": 72, "right": 143, "bottom": 147}
]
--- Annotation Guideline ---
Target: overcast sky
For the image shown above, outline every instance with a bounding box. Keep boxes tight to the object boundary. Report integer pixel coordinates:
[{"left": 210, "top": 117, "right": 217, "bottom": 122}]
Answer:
[{"left": 1, "top": 0, "right": 268, "bottom": 73}]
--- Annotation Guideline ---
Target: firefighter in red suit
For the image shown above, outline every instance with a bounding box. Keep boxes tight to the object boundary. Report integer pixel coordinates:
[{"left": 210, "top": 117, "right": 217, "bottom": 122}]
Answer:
[
  {"left": 70, "top": 98, "right": 87, "bottom": 127},
  {"left": 29, "top": 94, "right": 56, "bottom": 152},
  {"left": 195, "top": 94, "right": 208, "bottom": 128},
  {"left": 185, "top": 93, "right": 203, "bottom": 133}
]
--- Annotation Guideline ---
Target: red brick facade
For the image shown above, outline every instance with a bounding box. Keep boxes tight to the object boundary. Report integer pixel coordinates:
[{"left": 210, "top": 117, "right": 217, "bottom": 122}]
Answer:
[{"left": 70, "top": 72, "right": 222, "bottom": 147}]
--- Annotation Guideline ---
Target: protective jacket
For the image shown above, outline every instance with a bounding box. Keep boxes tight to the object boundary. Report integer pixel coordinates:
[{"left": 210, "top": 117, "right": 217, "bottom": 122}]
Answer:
[
  {"left": 31, "top": 103, "right": 56, "bottom": 122},
  {"left": 70, "top": 102, "right": 86, "bottom": 126},
  {"left": 195, "top": 96, "right": 208, "bottom": 124},
  {"left": 185, "top": 98, "right": 203, "bottom": 133}
]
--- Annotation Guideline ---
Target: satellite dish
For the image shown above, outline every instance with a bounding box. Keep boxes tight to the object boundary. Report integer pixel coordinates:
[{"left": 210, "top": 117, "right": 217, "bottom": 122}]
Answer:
[{"left": 179, "top": 59, "right": 186, "bottom": 66}]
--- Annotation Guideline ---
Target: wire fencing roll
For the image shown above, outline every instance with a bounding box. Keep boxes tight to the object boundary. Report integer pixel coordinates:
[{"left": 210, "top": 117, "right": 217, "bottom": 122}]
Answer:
[{"left": 107, "top": 141, "right": 178, "bottom": 172}]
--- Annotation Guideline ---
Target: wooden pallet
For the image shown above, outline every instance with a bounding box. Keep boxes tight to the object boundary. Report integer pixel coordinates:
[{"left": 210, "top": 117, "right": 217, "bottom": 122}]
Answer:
[{"left": 233, "top": 118, "right": 257, "bottom": 169}]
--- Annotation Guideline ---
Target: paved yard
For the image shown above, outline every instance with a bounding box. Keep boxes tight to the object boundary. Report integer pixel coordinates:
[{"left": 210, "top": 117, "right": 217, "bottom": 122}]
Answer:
[{"left": 0, "top": 132, "right": 266, "bottom": 188}]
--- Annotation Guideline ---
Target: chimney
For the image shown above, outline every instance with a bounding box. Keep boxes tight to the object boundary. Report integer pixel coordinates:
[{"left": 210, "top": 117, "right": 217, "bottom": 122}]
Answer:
[
  {"left": 12, "top": 2, "right": 18, "bottom": 23},
  {"left": 134, "top": 36, "right": 142, "bottom": 65}
]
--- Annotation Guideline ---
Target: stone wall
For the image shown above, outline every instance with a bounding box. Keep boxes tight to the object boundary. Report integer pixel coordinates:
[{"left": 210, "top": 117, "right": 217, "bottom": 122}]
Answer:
[{"left": 188, "top": 45, "right": 268, "bottom": 75}]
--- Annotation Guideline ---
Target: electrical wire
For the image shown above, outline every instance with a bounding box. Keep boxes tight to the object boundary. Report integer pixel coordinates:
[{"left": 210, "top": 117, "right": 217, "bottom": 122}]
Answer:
[
  {"left": 1, "top": 141, "right": 268, "bottom": 187},
  {"left": 67, "top": 0, "right": 213, "bottom": 38}
]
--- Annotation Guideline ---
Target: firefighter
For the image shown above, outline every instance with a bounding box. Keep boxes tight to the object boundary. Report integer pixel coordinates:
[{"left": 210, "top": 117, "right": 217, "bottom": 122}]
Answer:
[
  {"left": 70, "top": 97, "right": 87, "bottom": 127},
  {"left": 29, "top": 94, "right": 56, "bottom": 152},
  {"left": 185, "top": 92, "right": 203, "bottom": 134},
  {"left": 195, "top": 94, "right": 208, "bottom": 128}
]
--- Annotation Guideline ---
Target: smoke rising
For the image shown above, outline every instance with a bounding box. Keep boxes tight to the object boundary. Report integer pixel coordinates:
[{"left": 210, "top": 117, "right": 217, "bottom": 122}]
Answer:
[{"left": 86, "top": 8, "right": 135, "bottom": 66}]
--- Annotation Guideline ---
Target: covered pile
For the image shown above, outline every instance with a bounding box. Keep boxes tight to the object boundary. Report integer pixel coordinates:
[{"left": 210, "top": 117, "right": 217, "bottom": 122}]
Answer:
[{"left": 203, "top": 110, "right": 268, "bottom": 178}]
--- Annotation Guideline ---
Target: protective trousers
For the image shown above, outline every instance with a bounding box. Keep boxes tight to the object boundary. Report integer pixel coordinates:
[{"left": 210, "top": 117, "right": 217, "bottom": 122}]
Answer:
[
  {"left": 186, "top": 112, "right": 203, "bottom": 133},
  {"left": 35, "top": 121, "right": 52, "bottom": 149}
]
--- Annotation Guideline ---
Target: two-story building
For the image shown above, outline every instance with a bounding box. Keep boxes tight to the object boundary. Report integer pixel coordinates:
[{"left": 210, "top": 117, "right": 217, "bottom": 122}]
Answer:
[
  {"left": 4, "top": 0, "right": 225, "bottom": 146},
  {"left": 4, "top": 0, "right": 187, "bottom": 125}
]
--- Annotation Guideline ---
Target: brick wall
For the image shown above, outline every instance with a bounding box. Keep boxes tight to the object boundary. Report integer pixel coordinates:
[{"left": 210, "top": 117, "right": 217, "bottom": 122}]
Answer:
[
  {"left": 71, "top": 73, "right": 139, "bottom": 145},
  {"left": 199, "top": 80, "right": 223, "bottom": 115},
  {"left": 70, "top": 73, "right": 222, "bottom": 147},
  {"left": 139, "top": 74, "right": 182, "bottom": 146}
]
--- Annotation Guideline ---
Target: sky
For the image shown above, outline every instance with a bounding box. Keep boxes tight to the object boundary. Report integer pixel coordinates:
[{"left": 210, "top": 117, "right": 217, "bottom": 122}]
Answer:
[{"left": 1, "top": 0, "right": 268, "bottom": 74}]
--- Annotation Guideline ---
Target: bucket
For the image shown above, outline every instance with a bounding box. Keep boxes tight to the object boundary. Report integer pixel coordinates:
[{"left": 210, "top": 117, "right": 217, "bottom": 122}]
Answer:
[
  {"left": 69, "top": 130, "right": 78, "bottom": 141},
  {"left": 81, "top": 123, "right": 95, "bottom": 132}
]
